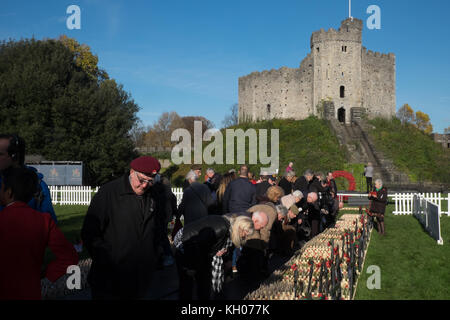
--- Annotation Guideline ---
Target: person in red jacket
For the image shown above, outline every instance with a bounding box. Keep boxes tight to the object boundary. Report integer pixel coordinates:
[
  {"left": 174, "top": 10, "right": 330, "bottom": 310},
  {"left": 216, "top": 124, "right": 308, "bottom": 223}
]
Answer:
[{"left": 0, "top": 167, "right": 78, "bottom": 300}]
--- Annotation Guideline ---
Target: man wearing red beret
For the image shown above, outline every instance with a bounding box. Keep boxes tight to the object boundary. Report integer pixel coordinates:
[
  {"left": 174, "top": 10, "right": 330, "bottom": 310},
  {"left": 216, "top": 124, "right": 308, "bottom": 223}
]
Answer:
[{"left": 81, "top": 156, "right": 173, "bottom": 299}]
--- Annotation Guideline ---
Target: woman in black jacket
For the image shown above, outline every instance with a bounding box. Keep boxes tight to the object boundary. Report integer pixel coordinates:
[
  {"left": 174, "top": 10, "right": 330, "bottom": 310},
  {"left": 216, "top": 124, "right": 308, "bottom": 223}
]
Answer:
[
  {"left": 368, "top": 179, "right": 388, "bottom": 235},
  {"left": 174, "top": 215, "right": 254, "bottom": 300}
]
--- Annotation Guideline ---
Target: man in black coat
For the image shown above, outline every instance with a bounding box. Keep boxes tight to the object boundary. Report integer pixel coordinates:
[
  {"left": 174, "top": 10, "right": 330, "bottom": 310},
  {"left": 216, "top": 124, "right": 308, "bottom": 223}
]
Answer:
[
  {"left": 255, "top": 172, "right": 273, "bottom": 199},
  {"left": 278, "top": 170, "right": 295, "bottom": 195},
  {"left": 178, "top": 170, "right": 216, "bottom": 225},
  {"left": 81, "top": 156, "right": 170, "bottom": 299},
  {"left": 325, "top": 172, "right": 339, "bottom": 223},
  {"left": 304, "top": 192, "right": 321, "bottom": 238},
  {"left": 309, "top": 172, "right": 327, "bottom": 193},
  {"left": 293, "top": 169, "right": 314, "bottom": 196},
  {"left": 182, "top": 164, "right": 202, "bottom": 190},
  {"left": 222, "top": 165, "right": 256, "bottom": 214}
]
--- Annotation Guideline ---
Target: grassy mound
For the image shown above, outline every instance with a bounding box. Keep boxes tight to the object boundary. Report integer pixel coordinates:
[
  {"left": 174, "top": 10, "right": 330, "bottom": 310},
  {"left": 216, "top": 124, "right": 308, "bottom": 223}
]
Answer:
[
  {"left": 165, "top": 116, "right": 349, "bottom": 187},
  {"left": 368, "top": 118, "right": 450, "bottom": 184}
]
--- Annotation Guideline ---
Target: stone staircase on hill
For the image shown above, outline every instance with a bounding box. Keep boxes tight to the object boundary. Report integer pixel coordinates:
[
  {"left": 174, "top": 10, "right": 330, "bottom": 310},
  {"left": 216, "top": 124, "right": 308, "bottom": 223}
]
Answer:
[{"left": 328, "top": 118, "right": 436, "bottom": 192}]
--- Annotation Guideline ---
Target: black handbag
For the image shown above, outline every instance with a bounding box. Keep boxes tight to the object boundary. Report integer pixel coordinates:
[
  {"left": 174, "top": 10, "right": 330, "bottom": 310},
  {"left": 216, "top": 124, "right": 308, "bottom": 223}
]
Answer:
[{"left": 298, "top": 219, "right": 311, "bottom": 238}]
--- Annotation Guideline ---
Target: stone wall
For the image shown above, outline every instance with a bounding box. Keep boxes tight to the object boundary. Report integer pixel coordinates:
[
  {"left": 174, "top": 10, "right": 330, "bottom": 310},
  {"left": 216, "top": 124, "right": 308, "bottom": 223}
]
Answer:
[
  {"left": 361, "top": 48, "right": 396, "bottom": 119},
  {"left": 238, "top": 66, "right": 312, "bottom": 122}
]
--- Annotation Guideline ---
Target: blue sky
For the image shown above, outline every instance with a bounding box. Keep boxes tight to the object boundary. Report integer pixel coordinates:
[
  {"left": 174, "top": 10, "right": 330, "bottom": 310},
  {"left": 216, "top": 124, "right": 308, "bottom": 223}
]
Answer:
[{"left": 1, "top": 0, "right": 449, "bottom": 132}]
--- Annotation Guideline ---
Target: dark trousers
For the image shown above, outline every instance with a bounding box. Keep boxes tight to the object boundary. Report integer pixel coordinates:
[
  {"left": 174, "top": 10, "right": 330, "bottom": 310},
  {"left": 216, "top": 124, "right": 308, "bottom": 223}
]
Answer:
[
  {"left": 175, "top": 250, "right": 212, "bottom": 300},
  {"left": 309, "top": 218, "right": 320, "bottom": 238},
  {"left": 366, "top": 177, "right": 373, "bottom": 193}
]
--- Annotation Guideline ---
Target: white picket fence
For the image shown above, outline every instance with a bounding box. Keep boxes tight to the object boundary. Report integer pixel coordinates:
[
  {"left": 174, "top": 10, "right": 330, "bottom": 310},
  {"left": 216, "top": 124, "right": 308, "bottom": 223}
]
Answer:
[
  {"left": 336, "top": 192, "right": 450, "bottom": 216},
  {"left": 172, "top": 187, "right": 183, "bottom": 206},
  {"left": 50, "top": 186, "right": 182, "bottom": 206},
  {"left": 50, "top": 186, "right": 99, "bottom": 205},
  {"left": 392, "top": 193, "right": 450, "bottom": 216}
]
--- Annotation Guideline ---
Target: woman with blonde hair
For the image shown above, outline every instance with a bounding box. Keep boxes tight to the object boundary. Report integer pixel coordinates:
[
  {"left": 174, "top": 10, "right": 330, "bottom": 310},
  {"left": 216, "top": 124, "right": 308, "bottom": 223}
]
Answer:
[
  {"left": 265, "top": 185, "right": 285, "bottom": 204},
  {"left": 174, "top": 214, "right": 254, "bottom": 300}
]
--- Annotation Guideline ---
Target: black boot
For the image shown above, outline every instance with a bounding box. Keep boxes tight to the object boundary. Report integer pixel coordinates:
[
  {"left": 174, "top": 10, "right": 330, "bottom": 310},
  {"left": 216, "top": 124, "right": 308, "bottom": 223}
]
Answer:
[
  {"left": 380, "top": 222, "right": 385, "bottom": 235},
  {"left": 376, "top": 221, "right": 381, "bottom": 234}
]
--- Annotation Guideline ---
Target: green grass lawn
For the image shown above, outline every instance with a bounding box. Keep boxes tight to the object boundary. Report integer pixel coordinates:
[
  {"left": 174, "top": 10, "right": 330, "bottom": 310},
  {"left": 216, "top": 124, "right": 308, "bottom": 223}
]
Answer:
[
  {"left": 44, "top": 205, "right": 90, "bottom": 264},
  {"left": 355, "top": 204, "right": 450, "bottom": 300}
]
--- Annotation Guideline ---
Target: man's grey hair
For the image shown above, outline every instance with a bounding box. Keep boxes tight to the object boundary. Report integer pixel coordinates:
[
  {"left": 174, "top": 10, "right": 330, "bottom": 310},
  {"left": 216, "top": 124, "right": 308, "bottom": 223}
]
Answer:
[
  {"left": 206, "top": 168, "right": 215, "bottom": 174},
  {"left": 375, "top": 178, "right": 383, "bottom": 186},
  {"left": 307, "top": 192, "right": 318, "bottom": 201},
  {"left": 276, "top": 205, "right": 288, "bottom": 217},
  {"left": 185, "top": 170, "right": 198, "bottom": 182},
  {"left": 285, "top": 170, "right": 296, "bottom": 178},
  {"left": 304, "top": 169, "right": 314, "bottom": 177},
  {"left": 252, "top": 211, "right": 268, "bottom": 225}
]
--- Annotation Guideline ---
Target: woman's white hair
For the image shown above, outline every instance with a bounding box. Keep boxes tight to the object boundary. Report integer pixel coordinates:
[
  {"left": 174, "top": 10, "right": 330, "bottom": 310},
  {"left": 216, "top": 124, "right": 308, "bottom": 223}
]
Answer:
[
  {"left": 292, "top": 190, "right": 303, "bottom": 199},
  {"left": 285, "top": 170, "right": 296, "bottom": 178},
  {"left": 375, "top": 178, "right": 383, "bottom": 186}
]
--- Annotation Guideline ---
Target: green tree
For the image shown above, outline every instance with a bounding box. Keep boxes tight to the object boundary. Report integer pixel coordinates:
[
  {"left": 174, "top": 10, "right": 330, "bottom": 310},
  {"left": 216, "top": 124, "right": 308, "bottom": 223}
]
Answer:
[{"left": 0, "top": 38, "right": 139, "bottom": 186}]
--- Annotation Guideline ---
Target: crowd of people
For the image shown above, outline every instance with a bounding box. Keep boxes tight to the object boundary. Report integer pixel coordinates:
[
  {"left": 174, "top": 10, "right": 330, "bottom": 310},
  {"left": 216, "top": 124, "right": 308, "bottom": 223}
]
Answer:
[
  {"left": 172, "top": 164, "right": 343, "bottom": 299},
  {"left": 0, "top": 133, "right": 388, "bottom": 300}
]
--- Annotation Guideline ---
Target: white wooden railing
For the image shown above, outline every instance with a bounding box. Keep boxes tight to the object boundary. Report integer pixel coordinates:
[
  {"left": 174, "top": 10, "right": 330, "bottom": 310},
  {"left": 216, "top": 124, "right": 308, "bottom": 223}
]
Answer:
[
  {"left": 392, "top": 193, "right": 449, "bottom": 216},
  {"left": 336, "top": 192, "right": 449, "bottom": 216},
  {"left": 49, "top": 186, "right": 99, "bottom": 205},
  {"left": 50, "top": 186, "right": 181, "bottom": 206},
  {"left": 172, "top": 187, "right": 183, "bottom": 206}
]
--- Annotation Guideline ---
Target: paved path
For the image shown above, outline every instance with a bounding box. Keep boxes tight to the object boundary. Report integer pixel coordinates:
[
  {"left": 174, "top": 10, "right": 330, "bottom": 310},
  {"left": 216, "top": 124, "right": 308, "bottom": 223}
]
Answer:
[{"left": 61, "top": 251, "right": 294, "bottom": 300}]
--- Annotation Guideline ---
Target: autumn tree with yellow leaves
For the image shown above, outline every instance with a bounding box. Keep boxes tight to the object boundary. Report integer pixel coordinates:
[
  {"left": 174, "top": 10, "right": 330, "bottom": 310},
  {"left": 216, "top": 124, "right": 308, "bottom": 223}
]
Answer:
[
  {"left": 59, "top": 35, "right": 108, "bottom": 81},
  {"left": 397, "top": 104, "right": 433, "bottom": 134},
  {"left": 415, "top": 110, "right": 433, "bottom": 134}
]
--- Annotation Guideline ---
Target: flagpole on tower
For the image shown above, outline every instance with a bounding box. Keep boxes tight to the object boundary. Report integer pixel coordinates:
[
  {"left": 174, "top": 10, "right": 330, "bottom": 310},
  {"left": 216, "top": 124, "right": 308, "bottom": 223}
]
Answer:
[{"left": 349, "top": 0, "right": 353, "bottom": 20}]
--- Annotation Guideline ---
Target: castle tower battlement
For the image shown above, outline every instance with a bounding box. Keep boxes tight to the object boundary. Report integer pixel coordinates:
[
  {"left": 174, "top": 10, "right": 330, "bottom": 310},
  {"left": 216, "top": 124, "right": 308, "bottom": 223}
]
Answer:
[
  {"left": 238, "top": 18, "right": 396, "bottom": 124},
  {"left": 310, "top": 18, "right": 363, "bottom": 47}
]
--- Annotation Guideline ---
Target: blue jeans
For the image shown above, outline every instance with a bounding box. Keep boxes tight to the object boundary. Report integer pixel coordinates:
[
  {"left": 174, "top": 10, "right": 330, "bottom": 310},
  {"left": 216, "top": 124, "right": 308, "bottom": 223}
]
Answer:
[{"left": 232, "top": 247, "right": 242, "bottom": 267}]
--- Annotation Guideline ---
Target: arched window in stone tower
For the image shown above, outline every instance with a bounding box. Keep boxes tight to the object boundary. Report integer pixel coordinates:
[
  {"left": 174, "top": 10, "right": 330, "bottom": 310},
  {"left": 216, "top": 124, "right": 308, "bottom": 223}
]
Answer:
[
  {"left": 340, "top": 86, "right": 345, "bottom": 98},
  {"left": 267, "top": 104, "right": 271, "bottom": 114}
]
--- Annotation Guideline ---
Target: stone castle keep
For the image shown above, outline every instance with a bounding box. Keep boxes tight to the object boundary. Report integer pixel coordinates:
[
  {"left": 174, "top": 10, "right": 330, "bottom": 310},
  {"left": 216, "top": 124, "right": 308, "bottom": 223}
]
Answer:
[{"left": 238, "top": 18, "right": 396, "bottom": 124}]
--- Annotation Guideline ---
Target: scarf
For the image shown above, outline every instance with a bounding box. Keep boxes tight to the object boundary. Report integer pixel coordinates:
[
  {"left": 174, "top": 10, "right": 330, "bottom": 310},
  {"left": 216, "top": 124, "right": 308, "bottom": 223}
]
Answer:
[
  {"left": 211, "top": 237, "right": 233, "bottom": 293},
  {"left": 174, "top": 227, "right": 233, "bottom": 293}
]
